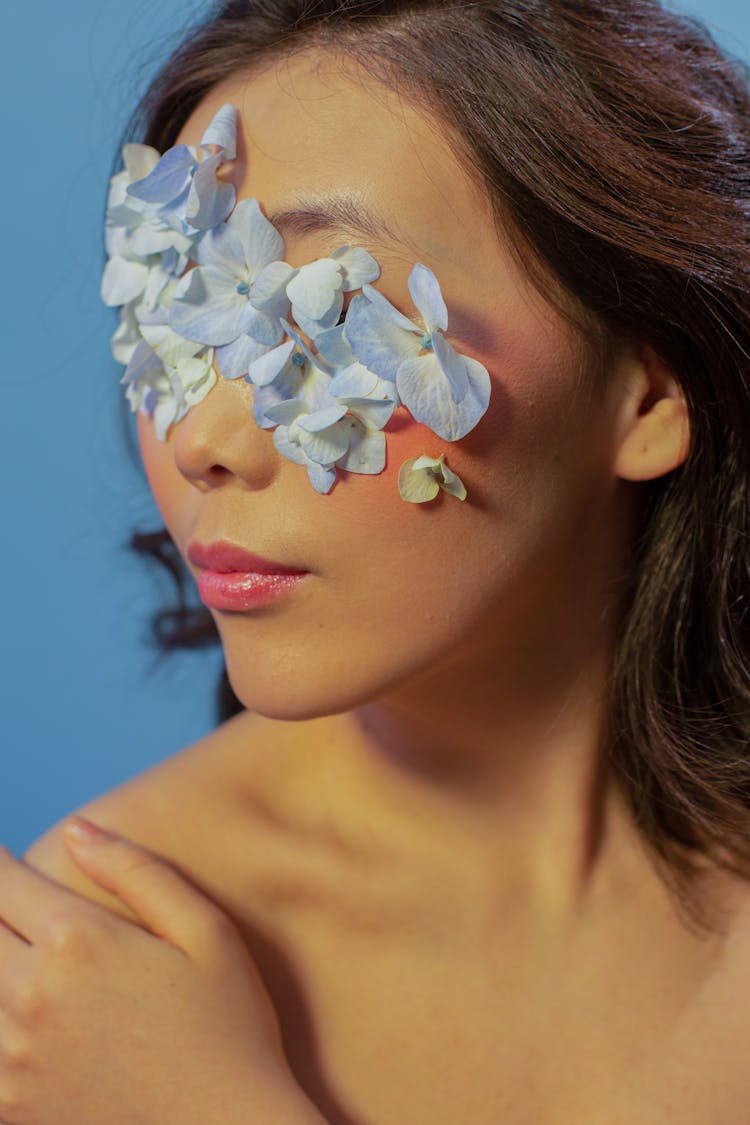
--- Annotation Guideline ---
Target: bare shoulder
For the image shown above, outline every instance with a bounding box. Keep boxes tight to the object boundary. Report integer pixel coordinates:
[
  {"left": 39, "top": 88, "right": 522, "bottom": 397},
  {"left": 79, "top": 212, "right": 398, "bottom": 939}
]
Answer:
[{"left": 21, "top": 709, "right": 327, "bottom": 926}]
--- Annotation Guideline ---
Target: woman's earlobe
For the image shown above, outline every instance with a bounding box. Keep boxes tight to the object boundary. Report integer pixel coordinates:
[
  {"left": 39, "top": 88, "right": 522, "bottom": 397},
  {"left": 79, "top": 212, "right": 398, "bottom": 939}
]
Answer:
[{"left": 613, "top": 346, "right": 691, "bottom": 482}]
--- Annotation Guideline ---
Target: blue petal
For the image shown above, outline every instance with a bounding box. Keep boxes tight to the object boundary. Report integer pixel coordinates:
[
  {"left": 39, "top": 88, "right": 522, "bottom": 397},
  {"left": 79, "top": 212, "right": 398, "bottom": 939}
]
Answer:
[
  {"left": 407, "top": 263, "right": 448, "bottom": 333},
  {"left": 431, "top": 331, "right": 468, "bottom": 401},
  {"left": 265, "top": 399, "right": 306, "bottom": 426},
  {"left": 279, "top": 317, "right": 322, "bottom": 369},
  {"left": 200, "top": 103, "right": 237, "bottom": 158},
  {"left": 245, "top": 339, "right": 296, "bottom": 386},
  {"left": 297, "top": 404, "right": 347, "bottom": 432},
  {"left": 193, "top": 222, "right": 246, "bottom": 274},
  {"left": 273, "top": 426, "right": 308, "bottom": 464},
  {"left": 293, "top": 301, "right": 343, "bottom": 341},
  {"left": 329, "top": 363, "right": 378, "bottom": 398},
  {"left": 216, "top": 334, "right": 274, "bottom": 380},
  {"left": 230, "top": 199, "right": 285, "bottom": 278},
  {"left": 250, "top": 259, "right": 295, "bottom": 312},
  {"left": 344, "top": 294, "right": 419, "bottom": 382},
  {"left": 314, "top": 323, "right": 356, "bottom": 368},
  {"left": 186, "top": 152, "right": 236, "bottom": 229},
  {"left": 127, "top": 145, "right": 194, "bottom": 205},
  {"left": 170, "top": 267, "right": 245, "bottom": 345},
  {"left": 306, "top": 461, "right": 337, "bottom": 493},
  {"left": 396, "top": 352, "right": 491, "bottom": 441},
  {"left": 360, "top": 283, "right": 420, "bottom": 333}
]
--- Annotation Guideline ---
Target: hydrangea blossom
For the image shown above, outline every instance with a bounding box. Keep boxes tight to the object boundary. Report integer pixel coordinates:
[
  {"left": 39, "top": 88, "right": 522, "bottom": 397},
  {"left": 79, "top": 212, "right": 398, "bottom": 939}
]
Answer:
[
  {"left": 169, "top": 197, "right": 286, "bottom": 377},
  {"left": 126, "top": 103, "right": 237, "bottom": 233},
  {"left": 262, "top": 321, "right": 392, "bottom": 492},
  {"left": 103, "top": 102, "right": 493, "bottom": 501},
  {"left": 344, "top": 264, "right": 491, "bottom": 441}
]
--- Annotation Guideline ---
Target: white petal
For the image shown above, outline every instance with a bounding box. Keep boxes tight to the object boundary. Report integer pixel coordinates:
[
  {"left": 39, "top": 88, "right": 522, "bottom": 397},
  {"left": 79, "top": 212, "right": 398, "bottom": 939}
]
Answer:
[
  {"left": 360, "top": 282, "right": 421, "bottom": 333},
  {"left": 122, "top": 143, "right": 161, "bottom": 183},
  {"left": 344, "top": 293, "right": 420, "bottom": 382},
  {"left": 331, "top": 246, "right": 380, "bottom": 289},
  {"left": 101, "top": 258, "right": 148, "bottom": 306},
  {"left": 200, "top": 103, "right": 237, "bottom": 158},
  {"left": 287, "top": 259, "right": 343, "bottom": 320},
  {"left": 297, "top": 424, "right": 349, "bottom": 465},
  {"left": 407, "top": 263, "right": 448, "bottom": 333},
  {"left": 246, "top": 340, "right": 295, "bottom": 387},
  {"left": 338, "top": 422, "right": 386, "bottom": 474},
  {"left": 228, "top": 199, "right": 285, "bottom": 277}
]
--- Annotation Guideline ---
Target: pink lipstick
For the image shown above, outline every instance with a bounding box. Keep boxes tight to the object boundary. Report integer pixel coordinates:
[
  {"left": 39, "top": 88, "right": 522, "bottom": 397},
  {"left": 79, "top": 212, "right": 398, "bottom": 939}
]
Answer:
[{"left": 187, "top": 541, "right": 310, "bottom": 612}]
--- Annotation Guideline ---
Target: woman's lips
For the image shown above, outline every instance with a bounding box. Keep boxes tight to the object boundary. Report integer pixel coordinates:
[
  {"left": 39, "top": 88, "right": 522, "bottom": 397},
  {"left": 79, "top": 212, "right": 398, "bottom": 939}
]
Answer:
[{"left": 187, "top": 541, "right": 310, "bottom": 611}]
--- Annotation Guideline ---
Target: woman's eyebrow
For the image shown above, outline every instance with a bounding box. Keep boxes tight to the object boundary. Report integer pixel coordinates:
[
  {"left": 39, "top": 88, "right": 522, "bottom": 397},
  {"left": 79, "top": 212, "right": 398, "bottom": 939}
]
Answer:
[{"left": 266, "top": 193, "right": 421, "bottom": 254}]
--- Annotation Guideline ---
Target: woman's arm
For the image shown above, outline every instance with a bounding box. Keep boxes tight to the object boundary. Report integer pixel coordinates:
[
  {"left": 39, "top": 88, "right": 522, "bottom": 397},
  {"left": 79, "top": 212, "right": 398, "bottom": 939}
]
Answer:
[{"left": 0, "top": 820, "right": 330, "bottom": 1125}]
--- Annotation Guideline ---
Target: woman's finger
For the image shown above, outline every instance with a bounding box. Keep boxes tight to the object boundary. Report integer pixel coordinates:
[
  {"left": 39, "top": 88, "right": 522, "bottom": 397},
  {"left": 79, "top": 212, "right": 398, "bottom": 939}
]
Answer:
[
  {"left": 0, "top": 846, "right": 97, "bottom": 945},
  {"left": 63, "top": 818, "right": 237, "bottom": 957}
]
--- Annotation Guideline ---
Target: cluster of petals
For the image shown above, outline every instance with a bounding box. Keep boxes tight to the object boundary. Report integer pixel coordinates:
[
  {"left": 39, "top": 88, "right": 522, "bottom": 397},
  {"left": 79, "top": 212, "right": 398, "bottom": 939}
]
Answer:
[{"left": 102, "top": 103, "right": 489, "bottom": 498}]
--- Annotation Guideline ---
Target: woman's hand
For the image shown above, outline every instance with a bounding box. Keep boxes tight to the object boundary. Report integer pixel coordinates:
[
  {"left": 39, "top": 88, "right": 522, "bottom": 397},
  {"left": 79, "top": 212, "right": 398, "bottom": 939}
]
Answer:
[{"left": 0, "top": 818, "right": 325, "bottom": 1125}]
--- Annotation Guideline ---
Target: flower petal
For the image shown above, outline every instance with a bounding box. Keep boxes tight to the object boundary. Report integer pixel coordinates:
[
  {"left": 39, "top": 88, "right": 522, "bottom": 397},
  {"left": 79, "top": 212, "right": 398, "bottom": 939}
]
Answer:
[
  {"left": 287, "top": 259, "right": 343, "bottom": 321},
  {"left": 407, "top": 263, "right": 448, "bottom": 333},
  {"left": 344, "top": 293, "right": 420, "bottom": 382},
  {"left": 140, "top": 322, "right": 203, "bottom": 367},
  {"left": 200, "top": 103, "right": 237, "bottom": 158},
  {"left": 273, "top": 426, "right": 307, "bottom": 465},
  {"left": 313, "top": 323, "right": 356, "bottom": 367},
  {"left": 338, "top": 422, "right": 386, "bottom": 474},
  {"left": 297, "top": 404, "right": 347, "bottom": 432},
  {"left": 397, "top": 459, "right": 440, "bottom": 503},
  {"left": 430, "top": 331, "right": 468, "bottom": 400},
  {"left": 437, "top": 461, "right": 467, "bottom": 500},
  {"left": 397, "top": 352, "right": 491, "bottom": 441},
  {"left": 249, "top": 259, "right": 295, "bottom": 312},
  {"left": 331, "top": 246, "right": 380, "bottom": 289},
  {"left": 127, "top": 145, "right": 194, "bottom": 205},
  {"left": 170, "top": 267, "right": 244, "bottom": 345},
  {"left": 328, "top": 363, "right": 379, "bottom": 398},
  {"left": 216, "top": 334, "right": 273, "bottom": 380},
  {"left": 306, "top": 461, "right": 337, "bottom": 493},
  {"left": 297, "top": 423, "right": 349, "bottom": 465},
  {"left": 186, "top": 152, "right": 236, "bottom": 229},
  {"left": 101, "top": 258, "right": 149, "bottom": 306},
  {"left": 122, "top": 143, "right": 161, "bottom": 183},
  {"left": 360, "top": 283, "right": 421, "bottom": 333},
  {"left": 229, "top": 198, "right": 285, "bottom": 279},
  {"left": 245, "top": 339, "right": 295, "bottom": 387}
]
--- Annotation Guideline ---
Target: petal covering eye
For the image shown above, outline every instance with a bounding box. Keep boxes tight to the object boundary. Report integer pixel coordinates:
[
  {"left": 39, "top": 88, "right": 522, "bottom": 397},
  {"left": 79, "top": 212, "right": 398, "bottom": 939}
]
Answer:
[{"left": 103, "top": 103, "right": 490, "bottom": 498}]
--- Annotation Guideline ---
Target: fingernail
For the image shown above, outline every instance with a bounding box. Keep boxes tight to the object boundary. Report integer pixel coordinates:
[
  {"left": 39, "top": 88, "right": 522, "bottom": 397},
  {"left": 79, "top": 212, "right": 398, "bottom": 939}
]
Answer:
[{"left": 65, "top": 817, "right": 109, "bottom": 845}]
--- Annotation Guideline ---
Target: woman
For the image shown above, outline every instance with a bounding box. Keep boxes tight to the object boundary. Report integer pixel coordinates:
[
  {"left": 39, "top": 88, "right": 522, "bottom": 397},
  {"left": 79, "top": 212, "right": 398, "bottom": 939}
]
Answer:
[{"left": 3, "top": 1, "right": 749, "bottom": 1121}]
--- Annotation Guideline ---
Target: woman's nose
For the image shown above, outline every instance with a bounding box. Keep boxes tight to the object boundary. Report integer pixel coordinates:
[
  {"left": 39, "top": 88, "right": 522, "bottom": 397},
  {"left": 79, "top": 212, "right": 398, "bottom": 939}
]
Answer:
[{"left": 172, "top": 374, "right": 278, "bottom": 491}]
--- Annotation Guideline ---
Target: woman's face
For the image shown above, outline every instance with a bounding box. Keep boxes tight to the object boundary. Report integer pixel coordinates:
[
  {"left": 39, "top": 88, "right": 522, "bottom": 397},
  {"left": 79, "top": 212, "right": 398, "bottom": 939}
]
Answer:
[{"left": 138, "top": 51, "right": 636, "bottom": 719}]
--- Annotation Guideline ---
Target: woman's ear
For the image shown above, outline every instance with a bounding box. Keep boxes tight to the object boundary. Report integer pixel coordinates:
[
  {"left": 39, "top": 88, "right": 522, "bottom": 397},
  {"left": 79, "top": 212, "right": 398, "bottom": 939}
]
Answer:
[{"left": 613, "top": 345, "right": 691, "bottom": 481}]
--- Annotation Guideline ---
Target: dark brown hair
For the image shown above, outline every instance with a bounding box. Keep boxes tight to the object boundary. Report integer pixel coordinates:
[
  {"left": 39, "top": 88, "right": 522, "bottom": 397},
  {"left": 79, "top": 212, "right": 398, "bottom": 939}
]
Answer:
[{"left": 127, "top": 0, "right": 750, "bottom": 932}]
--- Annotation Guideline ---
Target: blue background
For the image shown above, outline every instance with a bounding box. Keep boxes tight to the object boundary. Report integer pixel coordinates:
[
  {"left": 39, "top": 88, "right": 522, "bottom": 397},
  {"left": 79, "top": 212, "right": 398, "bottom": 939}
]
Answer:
[{"left": 3, "top": 0, "right": 749, "bottom": 852}]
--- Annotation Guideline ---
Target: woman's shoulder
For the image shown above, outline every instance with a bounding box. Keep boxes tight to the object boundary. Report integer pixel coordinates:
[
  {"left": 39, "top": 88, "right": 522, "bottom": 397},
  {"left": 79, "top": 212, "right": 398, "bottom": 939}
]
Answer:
[{"left": 20, "top": 709, "right": 328, "bottom": 926}]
